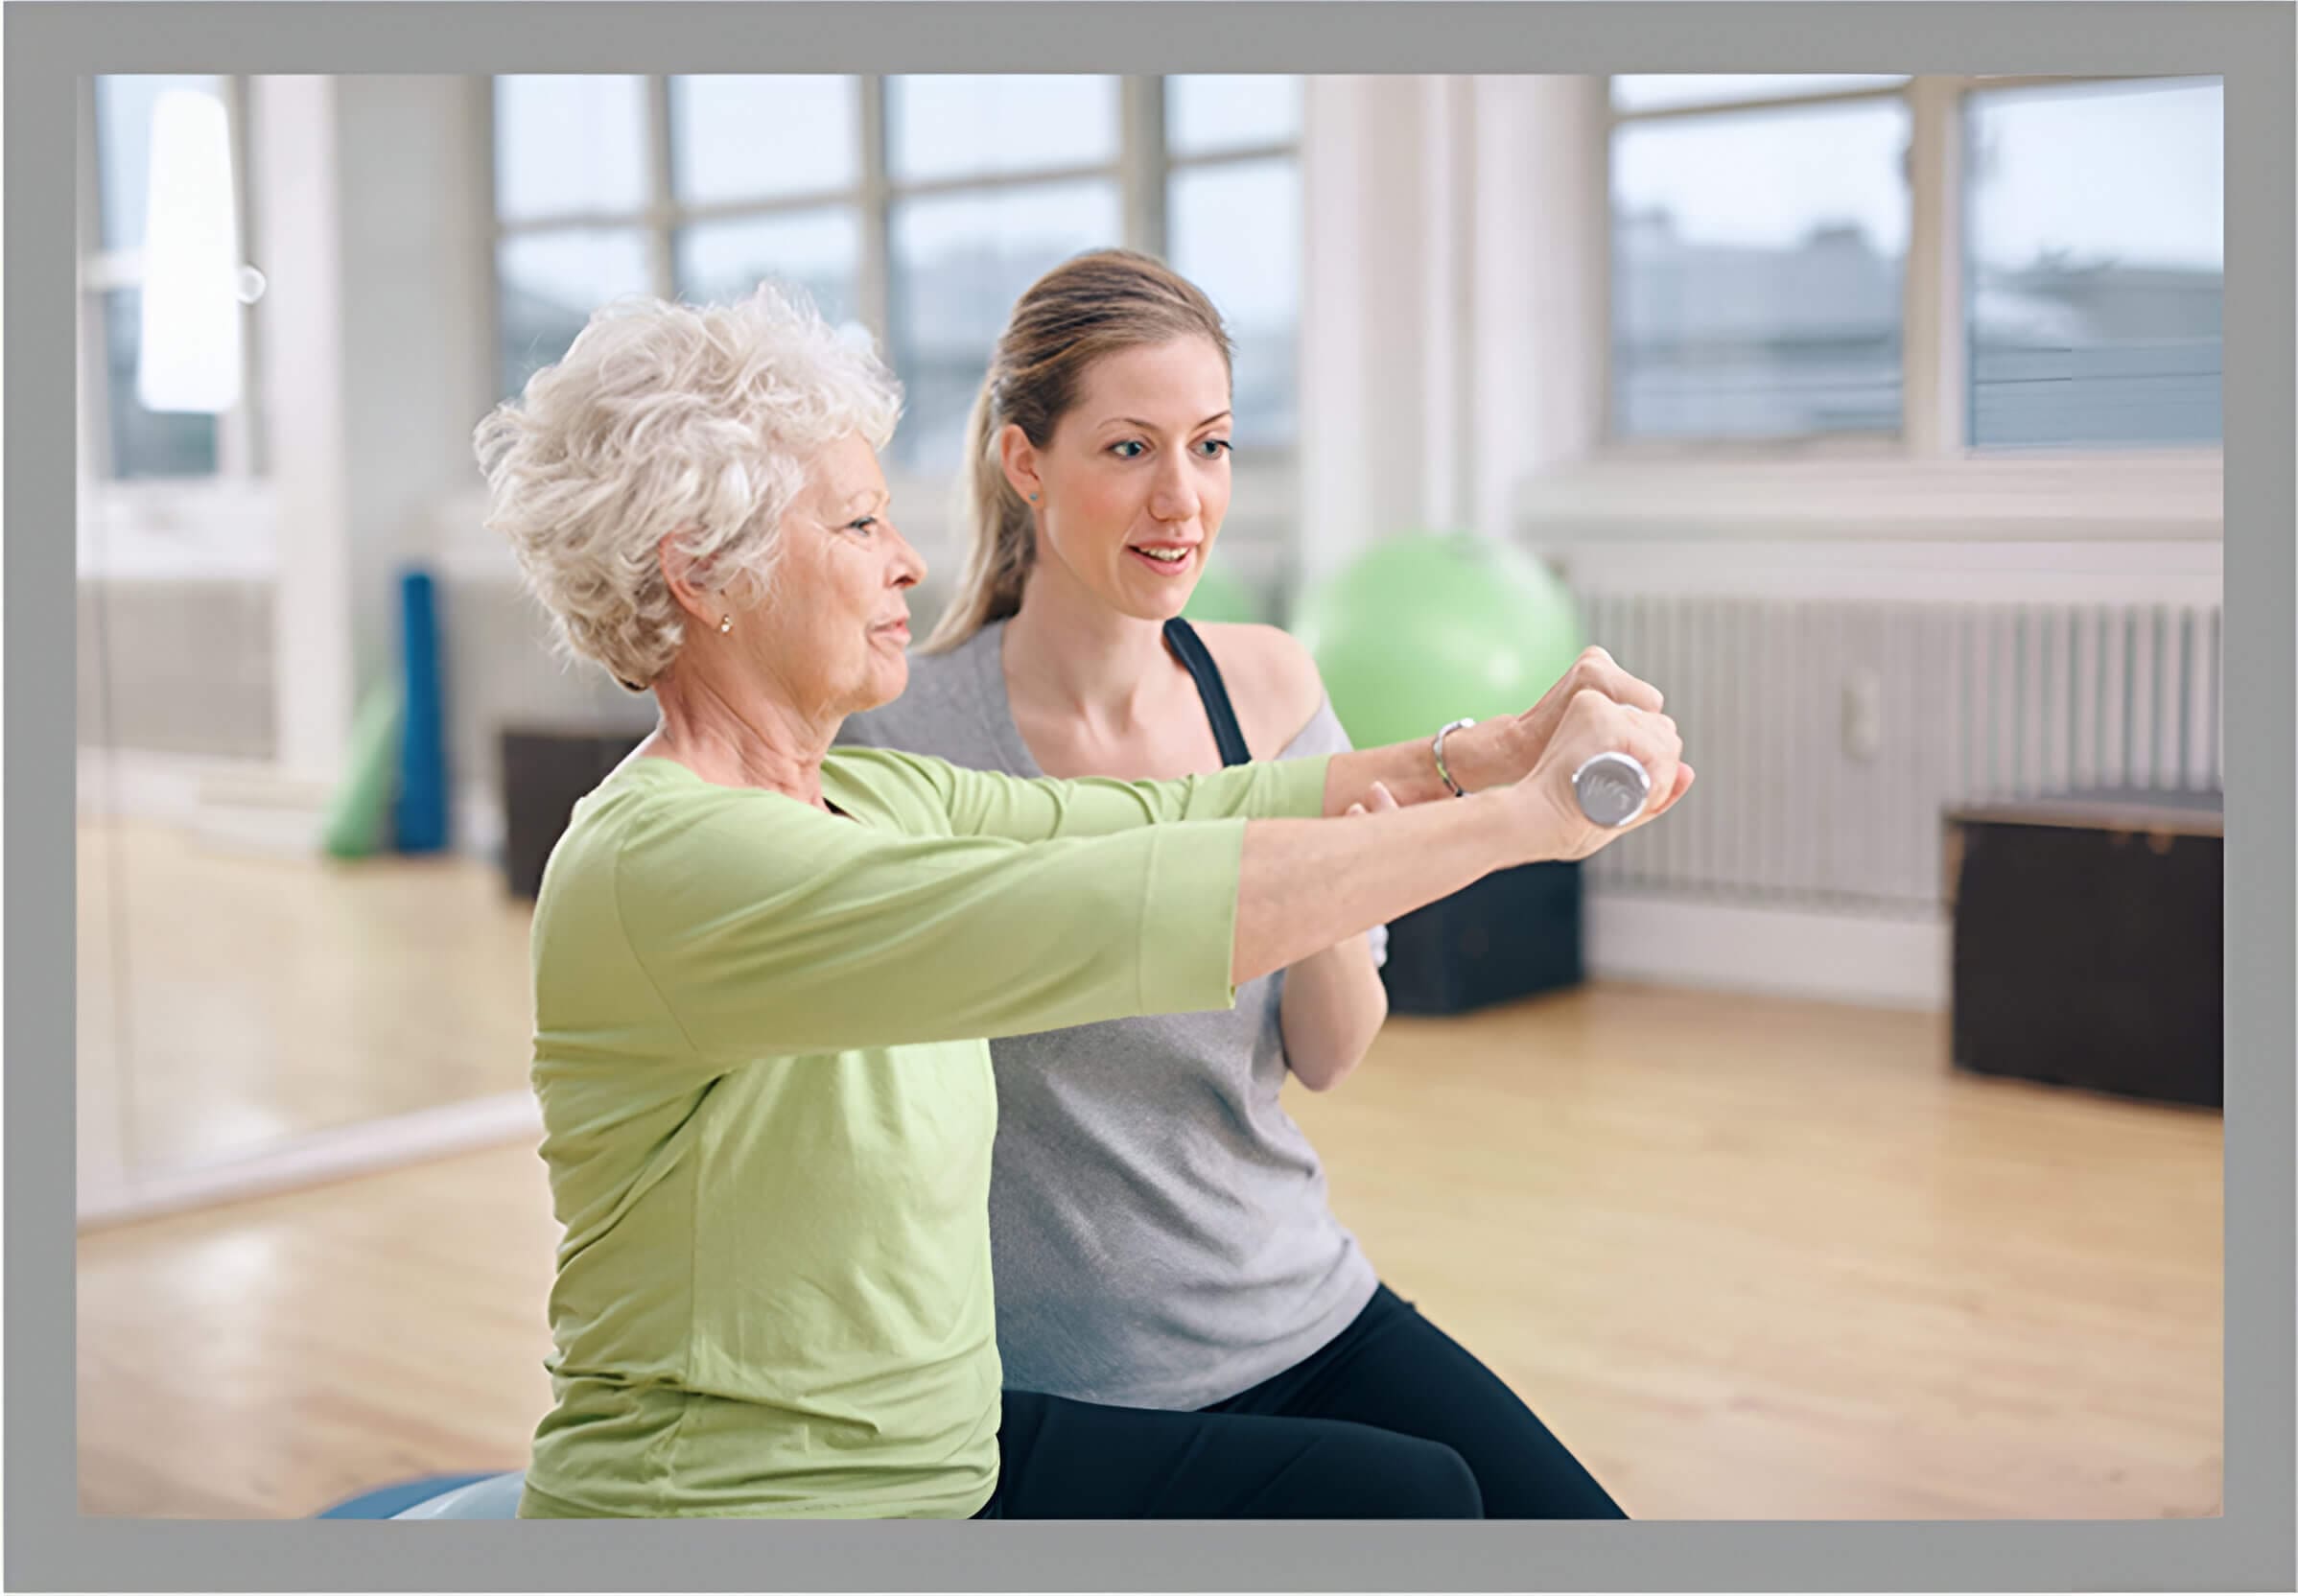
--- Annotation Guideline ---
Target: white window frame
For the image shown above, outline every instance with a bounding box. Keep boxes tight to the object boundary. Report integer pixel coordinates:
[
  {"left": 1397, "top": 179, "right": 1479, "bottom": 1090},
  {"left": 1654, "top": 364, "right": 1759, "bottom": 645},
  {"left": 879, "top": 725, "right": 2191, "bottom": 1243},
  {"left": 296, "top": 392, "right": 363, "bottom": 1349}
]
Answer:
[
  {"left": 1534, "top": 74, "right": 2224, "bottom": 541},
  {"left": 482, "top": 75, "right": 1303, "bottom": 455},
  {"left": 1154, "top": 82, "right": 1306, "bottom": 512}
]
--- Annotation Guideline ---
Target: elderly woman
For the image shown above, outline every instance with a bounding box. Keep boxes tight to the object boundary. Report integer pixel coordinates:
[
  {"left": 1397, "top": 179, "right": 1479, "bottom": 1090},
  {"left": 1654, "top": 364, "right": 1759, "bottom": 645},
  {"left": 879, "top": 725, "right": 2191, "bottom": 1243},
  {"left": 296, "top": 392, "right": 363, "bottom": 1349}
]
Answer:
[{"left": 473, "top": 285, "right": 1691, "bottom": 1520}]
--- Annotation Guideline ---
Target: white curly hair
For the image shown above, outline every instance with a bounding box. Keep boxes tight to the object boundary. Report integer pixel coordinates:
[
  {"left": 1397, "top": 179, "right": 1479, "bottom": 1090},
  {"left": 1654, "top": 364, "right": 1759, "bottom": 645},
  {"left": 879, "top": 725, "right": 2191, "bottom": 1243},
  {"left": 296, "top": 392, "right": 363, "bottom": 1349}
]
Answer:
[{"left": 473, "top": 283, "right": 903, "bottom": 690}]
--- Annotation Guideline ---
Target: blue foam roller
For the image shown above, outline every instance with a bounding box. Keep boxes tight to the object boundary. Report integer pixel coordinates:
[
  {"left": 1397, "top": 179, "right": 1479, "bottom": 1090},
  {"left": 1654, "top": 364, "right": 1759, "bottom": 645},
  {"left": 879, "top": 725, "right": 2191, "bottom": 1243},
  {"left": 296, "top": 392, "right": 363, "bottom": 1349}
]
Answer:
[{"left": 393, "top": 567, "right": 450, "bottom": 854}]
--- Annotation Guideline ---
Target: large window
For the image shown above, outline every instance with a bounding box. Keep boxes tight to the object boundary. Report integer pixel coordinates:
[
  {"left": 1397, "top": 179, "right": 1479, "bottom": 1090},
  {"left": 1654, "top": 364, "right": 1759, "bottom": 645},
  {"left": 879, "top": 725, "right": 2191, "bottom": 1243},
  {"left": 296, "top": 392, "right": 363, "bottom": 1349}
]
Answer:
[
  {"left": 82, "top": 75, "right": 260, "bottom": 482},
  {"left": 488, "top": 74, "right": 1304, "bottom": 474},
  {"left": 1963, "top": 78, "right": 2222, "bottom": 449},
  {"left": 1163, "top": 75, "right": 1304, "bottom": 458},
  {"left": 1606, "top": 74, "right": 2223, "bottom": 453},
  {"left": 883, "top": 76, "right": 1126, "bottom": 471}
]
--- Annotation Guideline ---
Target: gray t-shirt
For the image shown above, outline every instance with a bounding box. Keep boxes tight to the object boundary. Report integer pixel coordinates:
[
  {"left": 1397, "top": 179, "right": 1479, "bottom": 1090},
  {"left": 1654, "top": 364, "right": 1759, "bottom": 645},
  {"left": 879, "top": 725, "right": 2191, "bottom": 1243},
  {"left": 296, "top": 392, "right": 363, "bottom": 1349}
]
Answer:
[{"left": 838, "top": 621, "right": 1383, "bottom": 1409}]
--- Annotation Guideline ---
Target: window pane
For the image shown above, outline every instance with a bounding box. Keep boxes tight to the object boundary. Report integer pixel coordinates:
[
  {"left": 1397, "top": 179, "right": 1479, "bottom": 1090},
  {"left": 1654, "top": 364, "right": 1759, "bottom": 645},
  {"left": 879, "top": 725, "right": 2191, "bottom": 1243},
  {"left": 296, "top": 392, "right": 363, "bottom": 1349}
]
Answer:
[
  {"left": 670, "top": 76, "right": 858, "bottom": 204},
  {"left": 1166, "top": 75, "right": 1302, "bottom": 156},
  {"left": 1610, "top": 98, "right": 1911, "bottom": 438},
  {"left": 1169, "top": 158, "right": 1301, "bottom": 448},
  {"left": 888, "top": 180, "right": 1122, "bottom": 471},
  {"left": 887, "top": 76, "right": 1118, "bottom": 185},
  {"left": 1611, "top": 75, "right": 1907, "bottom": 113},
  {"left": 494, "top": 76, "right": 649, "bottom": 221},
  {"left": 100, "top": 288, "right": 220, "bottom": 478},
  {"left": 1965, "top": 78, "right": 2221, "bottom": 449},
  {"left": 676, "top": 208, "right": 862, "bottom": 330},
  {"left": 95, "top": 75, "right": 227, "bottom": 253},
  {"left": 497, "top": 228, "right": 655, "bottom": 395}
]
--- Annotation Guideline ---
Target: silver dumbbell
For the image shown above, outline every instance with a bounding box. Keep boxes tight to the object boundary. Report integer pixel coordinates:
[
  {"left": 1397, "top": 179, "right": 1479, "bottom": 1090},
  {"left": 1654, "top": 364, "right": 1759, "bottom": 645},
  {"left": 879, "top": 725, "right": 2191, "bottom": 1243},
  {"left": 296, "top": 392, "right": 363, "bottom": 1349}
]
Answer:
[{"left": 1572, "top": 750, "right": 1652, "bottom": 828}]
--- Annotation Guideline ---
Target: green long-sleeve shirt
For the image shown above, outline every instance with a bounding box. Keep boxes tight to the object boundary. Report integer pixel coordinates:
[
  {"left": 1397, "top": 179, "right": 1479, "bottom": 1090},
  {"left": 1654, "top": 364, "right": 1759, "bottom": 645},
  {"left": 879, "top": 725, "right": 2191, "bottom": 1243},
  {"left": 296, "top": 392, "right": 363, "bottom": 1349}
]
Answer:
[{"left": 517, "top": 745, "right": 1331, "bottom": 1518}]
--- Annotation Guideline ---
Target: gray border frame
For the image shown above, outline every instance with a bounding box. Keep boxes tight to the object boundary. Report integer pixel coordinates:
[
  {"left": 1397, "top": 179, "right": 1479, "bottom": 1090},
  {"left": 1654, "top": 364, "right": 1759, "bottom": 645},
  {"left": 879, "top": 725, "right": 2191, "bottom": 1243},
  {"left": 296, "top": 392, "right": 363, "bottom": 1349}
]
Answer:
[{"left": 13, "top": 5, "right": 2289, "bottom": 1590}]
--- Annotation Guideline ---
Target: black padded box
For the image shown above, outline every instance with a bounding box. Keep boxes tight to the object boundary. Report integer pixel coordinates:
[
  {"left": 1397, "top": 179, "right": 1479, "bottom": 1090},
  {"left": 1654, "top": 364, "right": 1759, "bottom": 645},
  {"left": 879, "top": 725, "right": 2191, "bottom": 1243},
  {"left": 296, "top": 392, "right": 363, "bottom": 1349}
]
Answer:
[
  {"left": 1378, "top": 861, "right": 1584, "bottom": 1016},
  {"left": 1945, "top": 788, "right": 2221, "bottom": 1108},
  {"left": 499, "top": 728, "right": 645, "bottom": 900}
]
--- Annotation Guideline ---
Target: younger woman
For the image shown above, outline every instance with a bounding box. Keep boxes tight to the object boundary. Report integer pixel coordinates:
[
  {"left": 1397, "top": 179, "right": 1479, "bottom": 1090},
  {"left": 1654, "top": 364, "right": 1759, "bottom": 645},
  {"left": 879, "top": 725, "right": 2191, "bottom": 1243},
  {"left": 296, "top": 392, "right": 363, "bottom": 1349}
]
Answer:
[{"left": 843, "top": 250, "right": 1666, "bottom": 1516}]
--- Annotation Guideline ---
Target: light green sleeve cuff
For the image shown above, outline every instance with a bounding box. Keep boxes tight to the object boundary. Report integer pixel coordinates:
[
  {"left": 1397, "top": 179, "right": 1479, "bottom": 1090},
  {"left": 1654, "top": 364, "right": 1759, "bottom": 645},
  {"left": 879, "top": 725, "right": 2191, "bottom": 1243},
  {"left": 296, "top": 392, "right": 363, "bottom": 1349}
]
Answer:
[
  {"left": 1256, "top": 752, "right": 1332, "bottom": 821},
  {"left": 1133, "top": 818, "right": 1250, "bottom": 1016},
  {"left": 1166, "top": 751, "right": 1331, "bottom": 824}
]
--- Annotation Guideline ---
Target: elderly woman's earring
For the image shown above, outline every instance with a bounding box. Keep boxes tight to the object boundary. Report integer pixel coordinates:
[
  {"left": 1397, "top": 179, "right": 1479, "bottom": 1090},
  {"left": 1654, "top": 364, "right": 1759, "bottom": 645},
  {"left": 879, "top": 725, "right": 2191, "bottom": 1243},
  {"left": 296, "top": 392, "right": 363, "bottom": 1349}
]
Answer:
[
  {"left": 718, "top": 615, "right": 734, "bottom": 635},
  {"left": 1028, "top": 492, "right": 1039, "bottom": 503}
]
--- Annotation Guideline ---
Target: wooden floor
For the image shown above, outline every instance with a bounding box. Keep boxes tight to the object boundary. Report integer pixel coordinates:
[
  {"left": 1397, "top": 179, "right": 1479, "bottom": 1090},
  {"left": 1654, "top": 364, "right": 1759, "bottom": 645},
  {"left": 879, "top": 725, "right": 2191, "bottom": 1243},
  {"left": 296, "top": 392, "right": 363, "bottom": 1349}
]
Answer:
[
  {"left": 76, "top": 981, "right": 2222, "bottom": 1520},
  {"left": 78, "top": 818, "right": 537, "bottom": 1190}
]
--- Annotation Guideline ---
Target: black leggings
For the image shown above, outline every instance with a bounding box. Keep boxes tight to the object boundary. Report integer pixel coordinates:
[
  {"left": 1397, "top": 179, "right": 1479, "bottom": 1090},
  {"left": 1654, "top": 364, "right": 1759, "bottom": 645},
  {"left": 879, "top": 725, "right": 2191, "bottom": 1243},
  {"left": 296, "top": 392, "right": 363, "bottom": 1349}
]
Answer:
[
  {"left": 978, "top": 1284, "right": 1622, "bottom": 1519},
  {"left": 1206, "top": 1283, "right": 1626, "bottom": 1519}
]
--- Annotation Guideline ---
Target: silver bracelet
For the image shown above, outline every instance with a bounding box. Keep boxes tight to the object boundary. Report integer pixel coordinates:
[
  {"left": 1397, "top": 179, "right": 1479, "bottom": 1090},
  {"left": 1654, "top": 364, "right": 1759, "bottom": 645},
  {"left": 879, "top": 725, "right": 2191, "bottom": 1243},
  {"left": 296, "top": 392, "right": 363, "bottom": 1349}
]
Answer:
[{"left": 1431, "top": 717, "right": 1476, "bottom": 798}]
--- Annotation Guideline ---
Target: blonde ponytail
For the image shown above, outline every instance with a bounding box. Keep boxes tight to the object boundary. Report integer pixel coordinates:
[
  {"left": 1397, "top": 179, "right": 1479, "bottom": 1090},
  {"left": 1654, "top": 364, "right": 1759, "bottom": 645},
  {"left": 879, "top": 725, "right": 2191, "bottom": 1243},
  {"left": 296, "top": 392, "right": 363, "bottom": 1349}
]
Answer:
[{"left": 921, "top": 377, "right": 1036, "bottom": 652}]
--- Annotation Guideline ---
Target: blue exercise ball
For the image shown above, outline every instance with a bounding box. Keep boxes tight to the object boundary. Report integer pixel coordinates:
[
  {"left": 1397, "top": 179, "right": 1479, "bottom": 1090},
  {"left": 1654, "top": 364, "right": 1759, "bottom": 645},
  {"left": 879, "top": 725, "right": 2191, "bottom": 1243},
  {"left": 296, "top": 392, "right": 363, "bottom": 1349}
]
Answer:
[{"left": 390, "top": 1470, "right": 527, "bottom": 1519}]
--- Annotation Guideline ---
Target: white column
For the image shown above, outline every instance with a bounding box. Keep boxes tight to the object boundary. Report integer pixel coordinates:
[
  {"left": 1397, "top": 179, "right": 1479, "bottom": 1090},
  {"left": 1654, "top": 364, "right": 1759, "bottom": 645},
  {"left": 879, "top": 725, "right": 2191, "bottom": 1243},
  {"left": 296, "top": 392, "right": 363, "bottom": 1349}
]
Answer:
[
  {"left": 1297, "top": 75, "right": 1442, "bottom": 588},
  {"left": 1467, "top": 75, "right": 1609, "bottom": 548},
  {"left": 1297, "top": 74, "right": 1607, "bottom": 587},
  {"left": 253, "top": 75, "right": 355, "bottom": 781},
  {"left": 1420, "top": 74, "right": 1476, "bottom": 532}
]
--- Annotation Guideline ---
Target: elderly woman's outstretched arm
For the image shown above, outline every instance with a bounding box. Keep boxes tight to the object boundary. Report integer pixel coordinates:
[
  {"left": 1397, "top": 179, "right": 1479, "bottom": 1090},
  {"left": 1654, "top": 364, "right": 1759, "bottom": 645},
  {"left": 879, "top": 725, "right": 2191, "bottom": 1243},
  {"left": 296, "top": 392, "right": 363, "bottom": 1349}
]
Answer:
[
  {"left": 588, "top": 687, "right": 1685, "bottom": 1065},
  {"left": 596, "top": 770, "right": 1295, "bottom": 1061},
  {"left": 850, "top": 744, "right": 1334, "bottom": 843}
]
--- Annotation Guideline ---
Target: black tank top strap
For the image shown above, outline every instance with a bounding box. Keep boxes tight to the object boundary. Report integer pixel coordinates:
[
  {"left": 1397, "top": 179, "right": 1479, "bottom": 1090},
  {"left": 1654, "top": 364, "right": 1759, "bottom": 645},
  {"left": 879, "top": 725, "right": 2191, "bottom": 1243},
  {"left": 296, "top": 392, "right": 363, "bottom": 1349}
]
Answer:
[{"left": 1161, "top": 617, "right": 1253, "bottom": 768}]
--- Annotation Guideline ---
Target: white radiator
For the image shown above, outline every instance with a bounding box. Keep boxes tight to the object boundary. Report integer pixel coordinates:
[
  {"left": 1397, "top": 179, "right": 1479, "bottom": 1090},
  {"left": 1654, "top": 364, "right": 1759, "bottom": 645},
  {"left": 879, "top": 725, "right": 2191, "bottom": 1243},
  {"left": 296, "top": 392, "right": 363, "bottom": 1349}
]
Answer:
[{"left": 1573, "top": 589, "right": 2224, "bottom": 917}]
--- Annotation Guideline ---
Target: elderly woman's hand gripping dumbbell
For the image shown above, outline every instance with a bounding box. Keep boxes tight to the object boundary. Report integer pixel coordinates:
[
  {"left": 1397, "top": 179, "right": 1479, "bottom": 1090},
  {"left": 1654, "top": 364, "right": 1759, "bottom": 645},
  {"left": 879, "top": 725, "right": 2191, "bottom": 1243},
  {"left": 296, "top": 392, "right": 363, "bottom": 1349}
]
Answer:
[
  {"left": 1311, "top": 645, "right": 1693, "bottom": 825},
  {"left": 1226, "top": 681, "right": 1691, "bottom": 987}
]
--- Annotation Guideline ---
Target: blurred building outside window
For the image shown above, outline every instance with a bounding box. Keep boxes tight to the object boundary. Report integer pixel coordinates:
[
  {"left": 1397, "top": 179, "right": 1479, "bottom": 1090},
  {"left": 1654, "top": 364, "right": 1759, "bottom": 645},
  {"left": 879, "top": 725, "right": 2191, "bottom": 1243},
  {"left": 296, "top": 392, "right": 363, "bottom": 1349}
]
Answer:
[
  {"left": 1606, "top": 74, "right": 2223, "bottom": 457},
  {"left": 1959, "top": 77, "right": 2221, "bottom": 450}
]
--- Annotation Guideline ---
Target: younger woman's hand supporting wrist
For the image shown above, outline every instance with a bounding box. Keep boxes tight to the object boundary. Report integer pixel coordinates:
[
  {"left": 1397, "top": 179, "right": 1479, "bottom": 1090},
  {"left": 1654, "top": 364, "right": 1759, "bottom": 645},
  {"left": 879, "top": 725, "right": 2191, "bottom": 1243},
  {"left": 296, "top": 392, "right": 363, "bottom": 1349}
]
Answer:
[{"left": 1320, "top": 645, "right": 1672, "bottom": 813}]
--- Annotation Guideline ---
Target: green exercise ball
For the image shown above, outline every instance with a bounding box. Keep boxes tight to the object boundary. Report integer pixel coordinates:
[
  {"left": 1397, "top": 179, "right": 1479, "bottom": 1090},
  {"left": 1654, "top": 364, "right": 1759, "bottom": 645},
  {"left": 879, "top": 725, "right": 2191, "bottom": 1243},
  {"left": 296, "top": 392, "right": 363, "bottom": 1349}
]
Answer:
[
  {"left": 1180, "top": 559, "right": 1263, "bottom": 625},
  {"left": 1289, "top": 532, "right": 1583, "bottom": 752}
]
